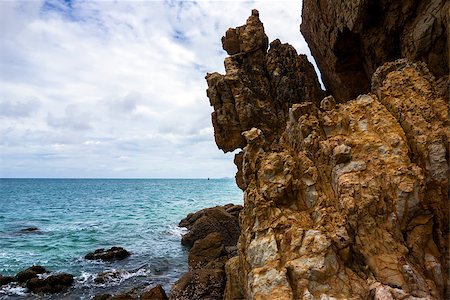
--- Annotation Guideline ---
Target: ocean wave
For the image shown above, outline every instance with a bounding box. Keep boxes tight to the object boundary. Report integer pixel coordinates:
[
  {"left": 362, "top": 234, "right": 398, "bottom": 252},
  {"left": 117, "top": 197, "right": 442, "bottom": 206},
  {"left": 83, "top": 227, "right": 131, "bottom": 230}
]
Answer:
[{"left": 76, "top": 267, "right": 151, "bottom": 288}]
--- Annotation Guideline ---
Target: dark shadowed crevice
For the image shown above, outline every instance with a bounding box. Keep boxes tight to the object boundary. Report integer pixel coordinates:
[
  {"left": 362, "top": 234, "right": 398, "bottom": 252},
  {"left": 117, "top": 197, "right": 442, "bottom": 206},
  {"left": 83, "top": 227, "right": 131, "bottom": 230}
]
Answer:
[{"left": 334, "top": 28, "right": 370, "bottom": 100}]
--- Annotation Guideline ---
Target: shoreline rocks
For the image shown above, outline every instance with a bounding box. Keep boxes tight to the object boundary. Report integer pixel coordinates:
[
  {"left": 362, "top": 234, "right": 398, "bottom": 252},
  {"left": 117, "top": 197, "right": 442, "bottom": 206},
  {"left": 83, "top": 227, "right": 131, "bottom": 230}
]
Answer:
[
  {"left": 16, "top": 265, "right": 48, "bottom": 283},
  {"left": 170, "top": 204, "right": 242, "bottom": 300},
  {"left": 1, "top": 265, "right": 74, "bottom": 295},
  {"left": 26, "top": 273, "right": 74, "bottom": 294}
]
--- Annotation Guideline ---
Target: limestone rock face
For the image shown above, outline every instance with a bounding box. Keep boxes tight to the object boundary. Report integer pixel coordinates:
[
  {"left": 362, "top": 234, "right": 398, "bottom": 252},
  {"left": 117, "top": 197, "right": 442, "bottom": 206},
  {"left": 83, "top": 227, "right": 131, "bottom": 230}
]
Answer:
[
  {"left": 207, "top": 11, "right": 449, "bottom": 299},
  {"left": 206, "top": 10, "right": 324, "bottom": 153},
  {"left": 301, "top": 0, "right": 449, "bottom": 102}
]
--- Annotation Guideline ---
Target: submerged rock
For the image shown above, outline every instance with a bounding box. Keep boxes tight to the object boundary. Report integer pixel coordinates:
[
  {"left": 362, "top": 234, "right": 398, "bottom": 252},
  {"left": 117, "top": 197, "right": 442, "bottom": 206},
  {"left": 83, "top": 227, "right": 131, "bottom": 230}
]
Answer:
[
  {"left": 20, "top": 227, "right": 39, "bottom": 232},
  {"left": 85, "top": 247, "right": 130, "bottom": 261}
]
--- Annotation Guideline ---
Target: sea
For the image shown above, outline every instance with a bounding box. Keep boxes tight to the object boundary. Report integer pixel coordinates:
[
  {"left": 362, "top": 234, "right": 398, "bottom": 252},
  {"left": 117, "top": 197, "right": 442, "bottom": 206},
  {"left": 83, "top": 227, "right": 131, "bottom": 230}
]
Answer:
[{"left": 0, "top": 178, "right": 242, "bottom": 299}]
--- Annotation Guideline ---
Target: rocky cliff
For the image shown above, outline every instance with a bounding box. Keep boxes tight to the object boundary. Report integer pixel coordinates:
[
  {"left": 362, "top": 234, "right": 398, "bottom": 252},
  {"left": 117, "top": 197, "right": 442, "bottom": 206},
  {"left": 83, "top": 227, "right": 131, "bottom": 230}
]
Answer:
[
  {"left": 206, "top": 8, "right": 449, "bottom": 300},
  {"left": 301, "top": 0, "right": 449, "bottom": 102}
]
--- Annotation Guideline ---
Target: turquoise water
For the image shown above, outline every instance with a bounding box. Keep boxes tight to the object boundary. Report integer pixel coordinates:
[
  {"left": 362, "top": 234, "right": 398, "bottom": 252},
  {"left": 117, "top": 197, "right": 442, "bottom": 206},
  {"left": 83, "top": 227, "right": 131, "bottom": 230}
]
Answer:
[{"left": 0, "top": 178, "right": 242, "bottom": 299}]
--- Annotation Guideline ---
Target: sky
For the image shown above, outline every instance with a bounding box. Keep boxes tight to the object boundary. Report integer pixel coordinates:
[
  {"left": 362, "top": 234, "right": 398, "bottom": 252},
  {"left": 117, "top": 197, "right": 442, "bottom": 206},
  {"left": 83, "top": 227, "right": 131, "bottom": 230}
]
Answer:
[{"left": 0, "top": 0, "right": 314, "bottom": 178}]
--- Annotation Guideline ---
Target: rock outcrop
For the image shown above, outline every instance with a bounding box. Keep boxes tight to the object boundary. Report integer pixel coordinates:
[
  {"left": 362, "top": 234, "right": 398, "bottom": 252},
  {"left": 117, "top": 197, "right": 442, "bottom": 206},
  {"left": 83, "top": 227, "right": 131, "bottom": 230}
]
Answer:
[
  {"left": 207, "top": 10, "right": 449, "bottom": 300},
  {"left": 170, "top": 204, "right": 242, "bottom": 300},
  {"left": 301, "top": 0, "right": 449, "bottom": 102},
  {"left": 207, "top": 9, "right": 324, "bottom": 153}
]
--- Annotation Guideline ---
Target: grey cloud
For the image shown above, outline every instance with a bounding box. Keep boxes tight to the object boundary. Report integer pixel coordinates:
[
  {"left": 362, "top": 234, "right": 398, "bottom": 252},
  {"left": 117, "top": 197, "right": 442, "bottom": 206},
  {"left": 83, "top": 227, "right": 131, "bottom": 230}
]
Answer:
[
  {"left": 47, "top": 105, "right": 92, "bottom": 130},
  {"left": 0, "top": 98, "right": 41, "bottom": 118}
]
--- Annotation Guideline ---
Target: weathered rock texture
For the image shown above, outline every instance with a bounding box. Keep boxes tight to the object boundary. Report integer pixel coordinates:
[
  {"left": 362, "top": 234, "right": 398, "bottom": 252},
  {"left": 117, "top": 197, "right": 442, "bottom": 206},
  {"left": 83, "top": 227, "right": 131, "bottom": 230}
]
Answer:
[
  {"left": 207, "top": 9, "right": 324, "bottom": 153},
  {"left": 301, "top": 0, "right": 449, "bottom": 102},
  {"left": 170, "top": 204, "right": 242, "bottom": 300},
  {"left": 207, "top": 10, "right": 449, "bottom": 300}
]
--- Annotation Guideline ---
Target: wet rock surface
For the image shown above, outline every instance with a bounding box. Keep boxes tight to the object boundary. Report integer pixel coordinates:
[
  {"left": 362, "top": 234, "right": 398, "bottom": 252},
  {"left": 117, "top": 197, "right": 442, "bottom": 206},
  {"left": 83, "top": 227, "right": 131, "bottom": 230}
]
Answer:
[
  {"left": 26, "top": 273, "right": 74, "bottom": 294},
  {"left": 0, "top": 275, "right": 15, "bottom": 286},
  {"left": 207, "top": 9, "right": 449, "bottom": 300},
  {"left": 170, "top": 204, "right": 242, "bottom": 300},
  {"left": 16, "top": 265, "right": 48, "bottom": 283},
  {"left": 301, "top": 0, "right": 449, "bottom": 102},
  {"left": 85, "top": 247, "right": 131, "bottom": 261}
]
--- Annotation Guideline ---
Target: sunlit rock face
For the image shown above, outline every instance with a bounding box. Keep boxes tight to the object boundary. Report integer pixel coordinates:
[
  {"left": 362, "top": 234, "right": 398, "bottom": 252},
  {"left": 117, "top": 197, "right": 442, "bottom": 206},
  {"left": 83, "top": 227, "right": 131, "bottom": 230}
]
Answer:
[
  {"left": 301, "top": 0, "right": 449, "bottom": 102},
  {"left": 207, "top": 10, "right": 449, "bottom": 300}
]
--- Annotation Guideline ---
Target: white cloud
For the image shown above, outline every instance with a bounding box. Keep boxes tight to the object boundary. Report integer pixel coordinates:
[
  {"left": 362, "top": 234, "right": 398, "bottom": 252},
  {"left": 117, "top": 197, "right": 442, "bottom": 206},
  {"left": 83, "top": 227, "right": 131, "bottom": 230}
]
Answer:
[{"left": 0, "top": 0, "right": 313, "bottom": 178}]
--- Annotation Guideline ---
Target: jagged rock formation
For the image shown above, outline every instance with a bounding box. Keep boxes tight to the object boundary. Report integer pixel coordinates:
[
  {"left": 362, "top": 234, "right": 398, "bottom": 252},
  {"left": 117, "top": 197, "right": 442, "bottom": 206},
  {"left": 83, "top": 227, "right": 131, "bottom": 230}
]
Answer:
[
  {"left": 207, "top": 9, "right": 324, "bottom": 153},
  {"left": 207, "top": 10, "right": 449, "bottom": 300},
  {"left": 301, "top": 0, "right": 449, "bottom": 102}
]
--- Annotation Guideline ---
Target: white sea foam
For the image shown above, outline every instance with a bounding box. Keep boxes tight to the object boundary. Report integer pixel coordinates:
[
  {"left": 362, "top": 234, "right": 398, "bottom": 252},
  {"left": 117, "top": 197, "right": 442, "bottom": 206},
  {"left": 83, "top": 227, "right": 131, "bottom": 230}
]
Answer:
[
  {"left": 0, "top": 284, "right": 28, "bottom": 297},
  {"left": 167, "top": 225, "right": 188, "bottom": 237},
  {"left": 76, "top": 267, "right": 151, "bottom": 288}
]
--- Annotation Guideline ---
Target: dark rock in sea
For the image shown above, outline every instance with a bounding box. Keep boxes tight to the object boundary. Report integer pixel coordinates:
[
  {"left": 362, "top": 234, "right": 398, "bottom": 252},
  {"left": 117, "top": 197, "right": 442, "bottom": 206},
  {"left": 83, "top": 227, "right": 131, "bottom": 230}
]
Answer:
[
  {"left": 169, "top": 269, "right": 226, "bottom": 300},
  {"left": 140, "top": 284, "right": 168, "bottom": 300},
  {"left": 26, "top": 273, "right": 73, "bottom": 294},
  {"left": 85, "top": 247, "right": 130, "bottom": 261},
  {"left": 179, "top": 205, "right": 241, "bottom": 248},
  {"left": 16, "top": 265, "right": 48, "bottom": 283},
  {"left": 0, "top": 274, "right": 16, "bottom": 286},
  {"left": 20, "top": 227, "right": 39, "bottom": 232}
]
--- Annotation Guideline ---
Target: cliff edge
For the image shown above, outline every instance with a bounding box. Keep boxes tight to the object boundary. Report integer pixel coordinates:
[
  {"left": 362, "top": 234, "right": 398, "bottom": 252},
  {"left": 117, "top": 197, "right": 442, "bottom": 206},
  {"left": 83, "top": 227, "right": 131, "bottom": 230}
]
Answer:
[{"left": 206, "top": 8, "right": 449, "bottom": 300}]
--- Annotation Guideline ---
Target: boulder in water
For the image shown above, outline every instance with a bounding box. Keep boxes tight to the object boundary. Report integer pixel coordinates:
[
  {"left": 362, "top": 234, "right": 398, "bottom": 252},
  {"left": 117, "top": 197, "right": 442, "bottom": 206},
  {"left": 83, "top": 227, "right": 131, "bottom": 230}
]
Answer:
[
  {"left": 85, "top": 247, "right": 130, "bottom": 261},
  {"left": 26, "top": 273, "right": 73, "bottom": 294},
  {"left": 16, "top": 265, "right": 48, "bottom": 283}
]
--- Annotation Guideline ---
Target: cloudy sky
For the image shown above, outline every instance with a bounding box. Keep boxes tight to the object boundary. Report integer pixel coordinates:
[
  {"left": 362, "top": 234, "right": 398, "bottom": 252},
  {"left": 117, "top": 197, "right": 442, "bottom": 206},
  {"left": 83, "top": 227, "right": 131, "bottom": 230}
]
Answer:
[{"left": 0, "top": 0, "right": 313, "bottom": 178}]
